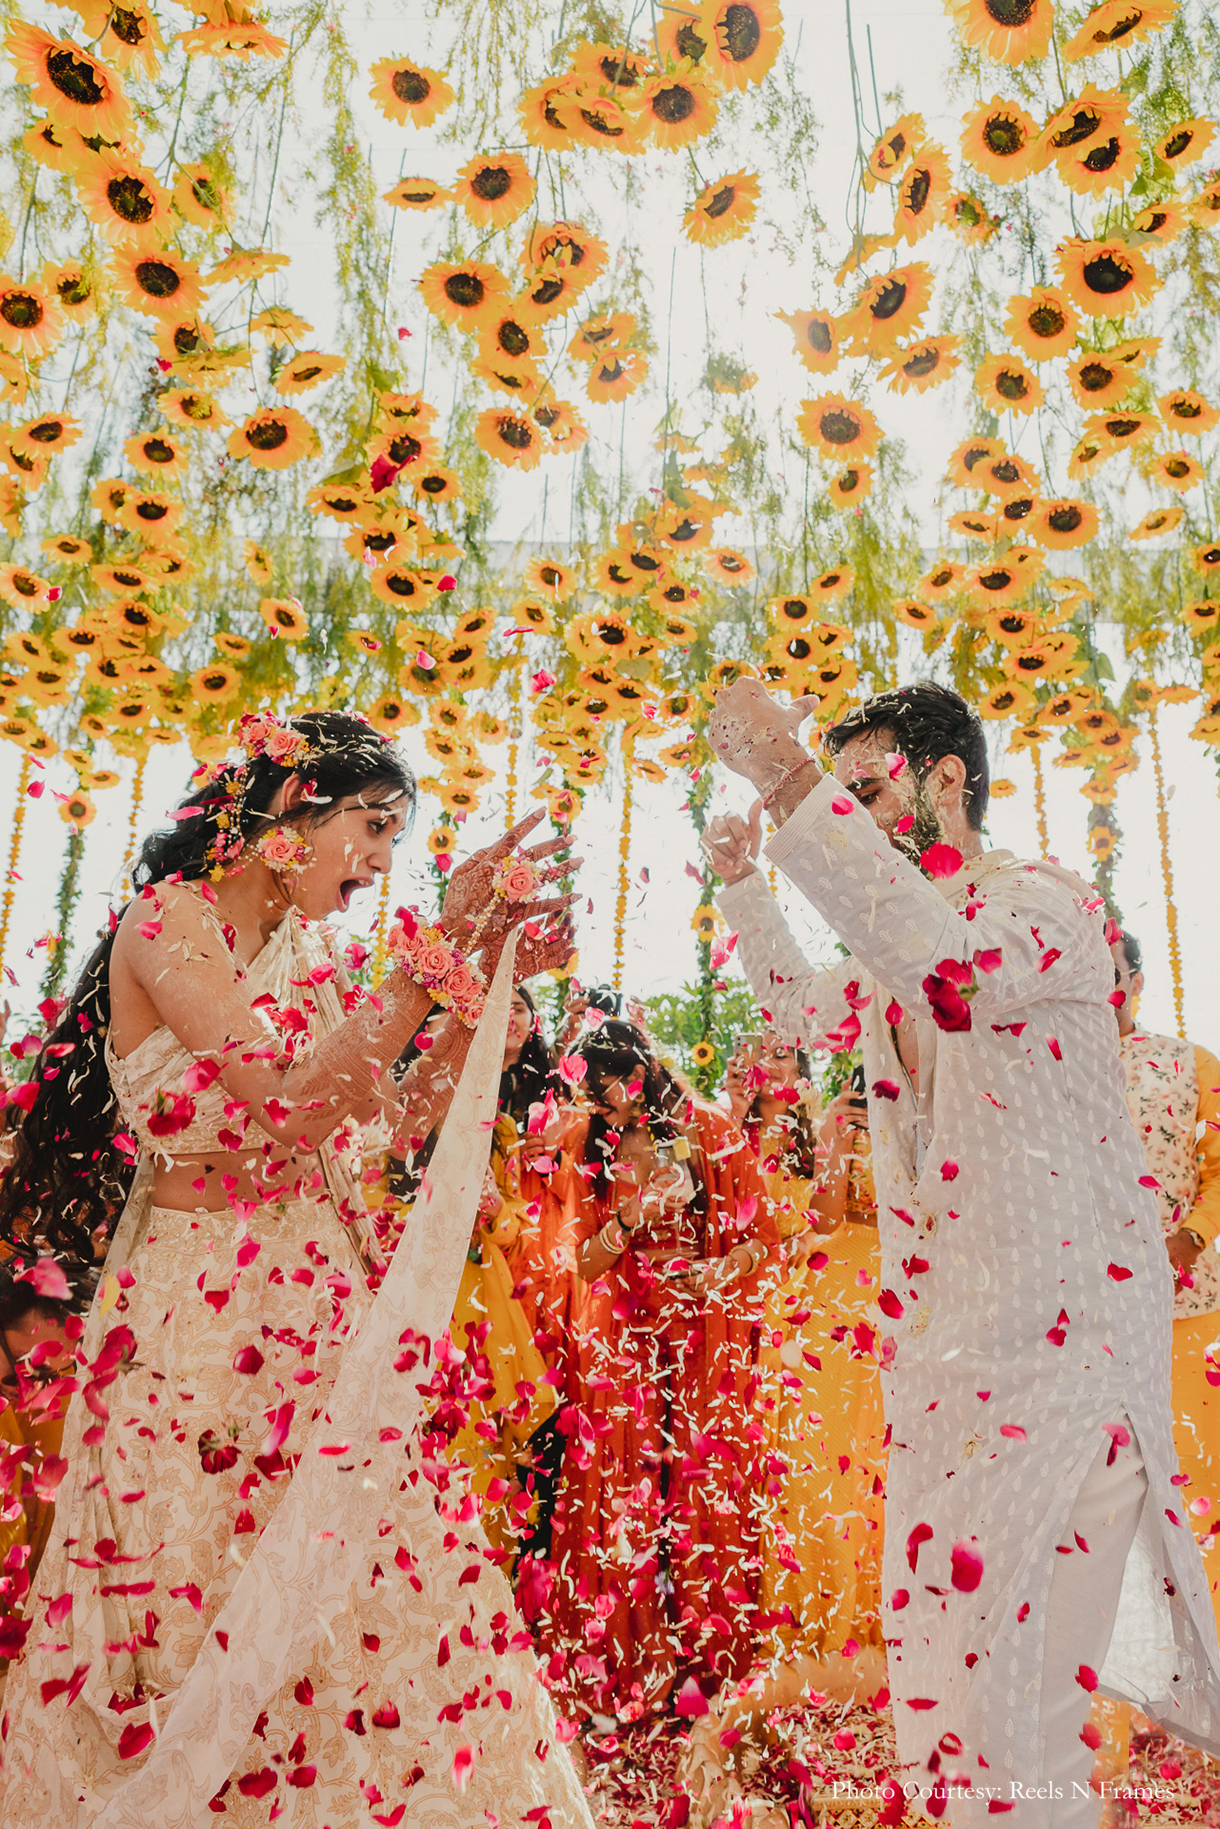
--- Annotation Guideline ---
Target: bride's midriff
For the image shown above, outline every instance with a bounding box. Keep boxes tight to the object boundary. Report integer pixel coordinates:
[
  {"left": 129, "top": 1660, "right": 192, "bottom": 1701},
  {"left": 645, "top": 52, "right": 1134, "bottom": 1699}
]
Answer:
[{"left": 149, "top": 1146, "right": 329, "bottom": 1213}]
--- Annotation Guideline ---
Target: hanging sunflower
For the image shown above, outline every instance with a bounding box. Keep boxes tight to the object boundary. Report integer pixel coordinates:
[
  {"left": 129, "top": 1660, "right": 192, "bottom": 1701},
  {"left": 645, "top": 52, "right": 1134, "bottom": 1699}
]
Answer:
[
  {"left": 228, "top": 406, "right": 317, "bottom": 470},
  {"left": 1005, "top": 286, "right": 1079, "bottom": 362},
  {"left": 8, "top": 21, "right": 132, "bottom": 140},
  {"left": 419, "top": 260, "right": 509, "bottom": 331},
  {"left": 564, "top": 94, "right": 647, "bottom": 156},
  {"left": 829, "top": 463, "right": 874, "bottom": 504},
  {"left": 704, "top": 548, "right": 754, "bottom": 585},
  {"left": 1189, "top": 180, "right": 1220, "bottom": 228},
  {"left": 706, "top": 0, "right": 783, "bottom": 86},
  {"left": 981, "top": 683, "right": 1037, "bottom": 722},
  {"left": 1149, "top": 450, "right": 1204, "bottom": 491},
  {"left": 42, "top": 258, "right": 99, "bottom": 319},
  {"left": 684, "top": 171, "right": 760, "bottom": 246},
  {"left": 1063, "top": 0, "right": 1179, "bottom": 62},
  {"left": 1057, "top": 238, "right": 1158, "bottom": 316},
  {"left": 961, "top": 96, "right": 1041, "bottom": 183},
  {"left": 948, "top": 509, "right": 999, "bottom": 540},
  {"left": 1156, "top": 117, "right": 1215, "bottom": 167},
  {"left": 1159, "top": 388, "right": 1219, "bottom": 436},
  {"left": 523, "top": 556, "right": 576, "bottom": 600},
  {"left": 568, "top": 312, "right": 636, "bottom": 364},
  {"left": 373, "top": 567, "right": 437, "bottom": 610},
  {"left": 42, "top": 532, "right": 89, "bottom": 566},
  {"left": 893, "top": 144, "right": 953, "bottom": 244},
  {"left": 1065, "top": 435, "right": 1110, "bottom": 481},
  {"left": 797, "top": 393, "right": 882, "bottom": 459},
  {"left": 918, "top": 561, "right": 967, "bottom": 599},
  {"left": 640, "top": 71, "right": 719, "bottom": 148},
  {"left": 11, "top": 412, "right": 80, "bottom": 460},
  {"left": 1129, "top": 201, "right": 1186, "bottom": 244},
  {"left": 1085, "top": 410, "right": 1156, "bottom": 453},
  {"left": 369, "top": 55, "right": 454, "bottom": 126},
  {"left": 471, "top": 354, "right": 543, "bottom": 397},
  {"left": 880, "top": 336, "right": 962, "bottom": 393},
  {"left": 483, "top": 311, "right": 547, "bottom": 369},
  {"left": 521, "top": 221, "right": 608, "bottom": 291},
  {"left": 863, "top": 113, "right": 924, "bottom": 188},
  {"left": 533, "top": 396, "right": 589, "bottom": 450},
  {"left": 947, "top": 0, "right": 1054, "bottom": 61},
  {"left": 946, "top": 437, "right": 1000, "bottom": 487},
  {"left": 172, "top": 162, "right": 230, "bottom": 229},
  {"left": 893, "top": 598, "right": 940, "bottom": 630},
  {"left": 115, "top": 491, "right": 184, "bottom": 541},
  {"left": 586, "top": 352, "right": 648, "bottom": 402},
  {"left": 776, "top": 307, "right": 839, "bottom": 374},
  {"left": 1129, "top": 506, "right": 1183, "bottom": 541},
  {"left": 1032, "top": 499, "right": 1099, "bottom": 547},
  {"left": 1059, "top": 124, "right": 1141, "bottom": 197},
  {"left": 112, "top": 246, "right": 206, "bottom": 318},
  {"left": 840, "top": 262, "right": 933, "bottom": 354},
  {"left": 812, "top": 567, "right": 855, "bottom": 601},
  {"left": 0, "top": 278, "right": 63, "bottom": 358},
  {"left": 474, "top": 408, "right": 542, "bottom": 470},
  {"left": 1065, "top": 351, "right": 1132, "bottom": 410},
  {"left": 275, "top": 351, "right": 346, "bottom": 395},
  {"left": 453, "top": 152, "right": 536, "bottom": 230},
  {"left": 383, "top": 176, "right": 449, "bottom": 211},
  {"left": 946, "top": 192, "right": 1000, "bottom": 240},
  {"left": 975, "top": 351, "right": 1045, "bottom": 415},
  {"left": 121, "top": 430, "right": 188, "bottom": 478},
  {"left": 413, "top": 464, "right": 461, "bottom": 504}
]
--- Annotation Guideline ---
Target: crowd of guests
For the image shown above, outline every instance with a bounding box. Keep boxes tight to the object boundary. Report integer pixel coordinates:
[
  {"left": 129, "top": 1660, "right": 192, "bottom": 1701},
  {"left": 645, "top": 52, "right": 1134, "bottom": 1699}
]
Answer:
[{"left": 0, "top": 931, "right": 1218, "bottom": 1808}]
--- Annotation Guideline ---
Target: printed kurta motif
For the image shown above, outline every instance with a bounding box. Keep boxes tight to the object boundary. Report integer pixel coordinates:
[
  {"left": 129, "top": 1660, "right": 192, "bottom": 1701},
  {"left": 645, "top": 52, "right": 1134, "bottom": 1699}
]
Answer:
[
  {"left": 0, "top": 919, "right": 592, "bottom": 1829},
  {"left": 719, "top": 776, "right": 1220, "bottom": 1814}
]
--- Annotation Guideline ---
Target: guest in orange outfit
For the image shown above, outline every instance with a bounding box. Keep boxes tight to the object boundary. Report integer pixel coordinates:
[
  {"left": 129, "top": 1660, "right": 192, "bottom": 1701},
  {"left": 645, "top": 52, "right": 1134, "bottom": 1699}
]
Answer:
[{"left": 532, "top": 1021, "right": 779, "bottom": 1726}]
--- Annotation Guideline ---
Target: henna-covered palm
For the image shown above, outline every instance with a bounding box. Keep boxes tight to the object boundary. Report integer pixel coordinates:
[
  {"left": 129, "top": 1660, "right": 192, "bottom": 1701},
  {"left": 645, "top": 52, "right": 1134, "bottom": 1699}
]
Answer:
[{"left": 437, "top": 808, "right": 581, "bottom": 959}]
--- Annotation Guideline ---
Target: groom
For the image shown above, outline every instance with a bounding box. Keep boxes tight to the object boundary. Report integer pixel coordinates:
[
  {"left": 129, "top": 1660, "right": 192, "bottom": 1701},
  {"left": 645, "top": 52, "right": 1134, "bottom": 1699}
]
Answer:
[{"left": 704, "top": 678, "right": 1220, "bottom": 1825}]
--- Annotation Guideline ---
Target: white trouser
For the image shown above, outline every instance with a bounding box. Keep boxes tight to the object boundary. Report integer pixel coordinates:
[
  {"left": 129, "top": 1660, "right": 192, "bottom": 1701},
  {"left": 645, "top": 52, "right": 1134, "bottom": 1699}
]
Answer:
[{"left": 1038, "top": 1416, "right": 1147, "bottom": 1828}]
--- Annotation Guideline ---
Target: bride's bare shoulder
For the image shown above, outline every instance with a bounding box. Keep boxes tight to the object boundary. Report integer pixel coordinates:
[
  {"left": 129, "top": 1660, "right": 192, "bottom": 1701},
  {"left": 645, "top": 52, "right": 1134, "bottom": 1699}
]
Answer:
[{"left": 113, "top": 879, "right": 235, "bottom": 965}]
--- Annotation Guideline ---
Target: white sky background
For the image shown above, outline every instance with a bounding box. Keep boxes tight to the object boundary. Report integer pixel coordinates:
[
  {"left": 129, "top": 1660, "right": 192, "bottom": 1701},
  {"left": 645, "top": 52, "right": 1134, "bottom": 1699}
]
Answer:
[{"left": 1, "top": 0, "right": 1219, "bottom": 1047}]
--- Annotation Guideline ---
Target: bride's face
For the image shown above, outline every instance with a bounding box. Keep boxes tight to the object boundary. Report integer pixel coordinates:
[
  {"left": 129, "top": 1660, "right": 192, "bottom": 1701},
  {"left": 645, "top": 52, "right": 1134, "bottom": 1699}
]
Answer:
[{"left": 281, "top": 786, "right": 410, "bottom": 919}]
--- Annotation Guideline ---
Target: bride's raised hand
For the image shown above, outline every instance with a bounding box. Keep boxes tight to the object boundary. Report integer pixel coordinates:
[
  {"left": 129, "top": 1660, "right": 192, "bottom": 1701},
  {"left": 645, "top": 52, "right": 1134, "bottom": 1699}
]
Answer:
[{"left": 437, "top": 809, "right": 581, "bottom": 959}]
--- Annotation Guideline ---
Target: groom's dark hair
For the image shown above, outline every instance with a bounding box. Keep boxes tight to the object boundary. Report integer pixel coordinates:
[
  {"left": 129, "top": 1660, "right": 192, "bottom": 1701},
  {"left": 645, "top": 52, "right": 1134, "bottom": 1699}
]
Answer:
[{"left": 824, "top": 682, "right": 990, "bottom": 831}]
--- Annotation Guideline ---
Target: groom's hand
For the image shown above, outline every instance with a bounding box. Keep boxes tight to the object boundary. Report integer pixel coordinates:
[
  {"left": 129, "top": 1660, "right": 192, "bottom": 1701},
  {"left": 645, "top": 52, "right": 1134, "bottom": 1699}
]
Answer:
[
  {"left": 702, "top": 801, "right": 764, "bottom": 885},
  {"left": 707, "top": 678, "right": 821, "bottom": 796}
]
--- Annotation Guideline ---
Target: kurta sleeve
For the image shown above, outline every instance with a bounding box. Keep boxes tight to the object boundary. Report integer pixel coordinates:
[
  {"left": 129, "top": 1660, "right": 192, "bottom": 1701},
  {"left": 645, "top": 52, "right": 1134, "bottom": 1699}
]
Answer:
[
  {"left": 1190, "top": 1044, "right": 1220, "bottom": 1249},
  {"left": 764, "top": 773, "right": 1103, "bottom": 1023},
  {"left": 715, "top": 868, "right": 858, "bottom": 1049}
]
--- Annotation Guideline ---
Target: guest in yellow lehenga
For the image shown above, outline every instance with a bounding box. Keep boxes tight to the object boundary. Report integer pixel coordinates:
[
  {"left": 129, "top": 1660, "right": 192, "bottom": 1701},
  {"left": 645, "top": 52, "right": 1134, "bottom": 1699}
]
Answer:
[
  {"left": 439, "top": 988, "right": 558, "bottom": 1550},
  {"left": 0, "top": 711, "right": 593, "bottom": 1829}
]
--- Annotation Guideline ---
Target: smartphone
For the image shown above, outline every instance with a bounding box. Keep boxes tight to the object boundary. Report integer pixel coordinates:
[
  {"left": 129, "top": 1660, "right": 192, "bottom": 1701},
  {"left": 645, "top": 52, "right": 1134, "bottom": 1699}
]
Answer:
[{"left": 848, "top": 1060, "right": 868, "bottom": 1110}]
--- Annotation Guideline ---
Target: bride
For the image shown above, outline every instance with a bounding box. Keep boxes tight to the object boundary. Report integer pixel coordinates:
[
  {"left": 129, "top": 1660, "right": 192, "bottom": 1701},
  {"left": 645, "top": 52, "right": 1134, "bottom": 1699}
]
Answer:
[{"left": 0, "top": 709, "right": 594, "bottom": 1829}]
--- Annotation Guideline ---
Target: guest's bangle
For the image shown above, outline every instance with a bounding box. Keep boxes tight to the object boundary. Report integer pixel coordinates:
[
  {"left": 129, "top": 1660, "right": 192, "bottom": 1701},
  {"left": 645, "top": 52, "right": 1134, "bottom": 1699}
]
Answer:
[
  {"left": 1183, "top": 1227, "right": 1206, "bottom": 1251},
  {"left": 598, "top": 1219, "right": 628, "bottom": 1256},
  {"left": 736, "top": 1241, "right": 764, "bottom": 1276}
]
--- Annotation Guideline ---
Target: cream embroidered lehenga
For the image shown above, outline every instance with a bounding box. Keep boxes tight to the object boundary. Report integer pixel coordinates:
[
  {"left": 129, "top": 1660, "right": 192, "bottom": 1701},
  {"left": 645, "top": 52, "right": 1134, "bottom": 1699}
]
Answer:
[{"left": 0, "top": 913, "right": 593, "bottom": 1829}]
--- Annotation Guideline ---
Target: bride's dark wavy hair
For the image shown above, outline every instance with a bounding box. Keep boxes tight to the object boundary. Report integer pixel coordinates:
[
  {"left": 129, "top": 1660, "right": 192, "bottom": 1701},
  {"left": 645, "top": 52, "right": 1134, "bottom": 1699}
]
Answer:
[
  {"left": 0, "top": 710, "right": 414, "bottom": 1266},
  {"left": 575, "top": 1020, "right": 687, "bottom": 1196}
]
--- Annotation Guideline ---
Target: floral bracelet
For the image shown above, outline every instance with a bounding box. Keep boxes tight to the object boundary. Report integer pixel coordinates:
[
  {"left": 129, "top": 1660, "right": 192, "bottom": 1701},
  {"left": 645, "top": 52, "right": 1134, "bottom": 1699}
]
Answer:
[
  {"left": 386, "top": 907, "right": 486, "bottom": 1028},
  {"left": 493, "top": 854, "right": 540, "bottom": 902}
]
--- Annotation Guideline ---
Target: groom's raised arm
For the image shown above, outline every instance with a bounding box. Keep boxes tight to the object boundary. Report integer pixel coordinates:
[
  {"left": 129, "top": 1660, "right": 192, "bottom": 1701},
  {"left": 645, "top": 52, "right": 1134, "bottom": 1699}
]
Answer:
[{"left": 716, "top": 868, "right": 860, "bottom": 1051}]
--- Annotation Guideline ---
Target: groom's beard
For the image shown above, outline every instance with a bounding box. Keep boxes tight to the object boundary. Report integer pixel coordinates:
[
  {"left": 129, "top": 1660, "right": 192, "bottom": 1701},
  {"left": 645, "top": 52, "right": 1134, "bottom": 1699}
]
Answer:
[{"left": 892, "top": 777, "right": 945, "bottom": 867}]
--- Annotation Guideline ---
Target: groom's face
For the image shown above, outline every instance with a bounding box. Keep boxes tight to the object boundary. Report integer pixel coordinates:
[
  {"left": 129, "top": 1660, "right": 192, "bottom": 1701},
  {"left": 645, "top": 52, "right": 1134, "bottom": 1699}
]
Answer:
[{"left": 833, "top": 729, "right": 945, "bottom": 864}]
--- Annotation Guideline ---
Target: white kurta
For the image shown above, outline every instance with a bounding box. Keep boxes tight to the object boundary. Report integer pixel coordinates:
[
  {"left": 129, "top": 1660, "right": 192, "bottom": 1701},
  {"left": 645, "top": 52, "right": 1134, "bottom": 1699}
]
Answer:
[{"left": 718, "top": 777, "right": 1220, "bottom": 1811}]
